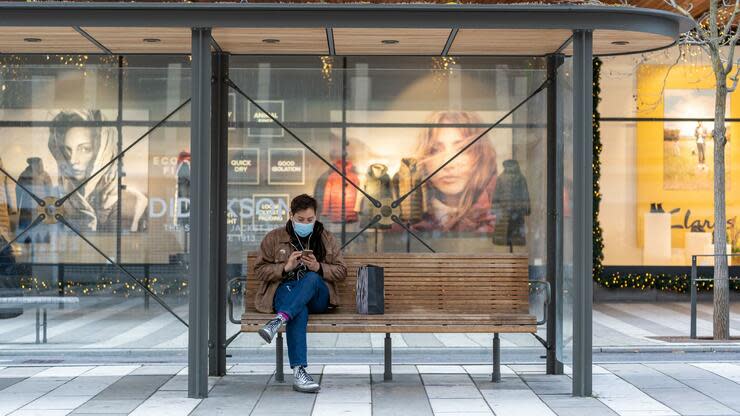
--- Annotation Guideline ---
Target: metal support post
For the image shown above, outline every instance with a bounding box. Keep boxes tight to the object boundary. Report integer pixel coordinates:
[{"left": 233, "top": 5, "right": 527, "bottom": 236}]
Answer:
[
  {"left": 690, "top": 255, "right": 697, "bottom": 339},
  {"left": 572, "top": 29, "right": 594, "bottom": 398},
  {"left": 546, "top": 53, "right": 565, "bottom": 376},
  {"left": 209, "top": 51, "right": 229, "bottom": 377},
  {"left": 276, "top": 332, "right": 285, "bottom": 382},
  {"left": 144, "top": 263, "right": 150, "bottom": 311},
  {"left": 384, "top": 332, "right": 392, "bottom": 381},
  {"left": 492, "top": 333, "right": 501, "bottom": 382},
  {"left": 42, "top": 308, "right": 47, "bottom": 343},
  {"left": 35, "top": 308, "right": 40, "bottom": 344},
  {"left": 188, "top": 26, "right": 213, "bottom": 399},
  {"left": 58, "top": 264, "right": 65, "bottom": 310}
]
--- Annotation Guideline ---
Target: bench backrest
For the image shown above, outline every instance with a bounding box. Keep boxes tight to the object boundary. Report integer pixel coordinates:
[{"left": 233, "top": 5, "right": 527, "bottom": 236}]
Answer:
[{"left": 244, "top": 252, "right": 529, "bottom": 315}]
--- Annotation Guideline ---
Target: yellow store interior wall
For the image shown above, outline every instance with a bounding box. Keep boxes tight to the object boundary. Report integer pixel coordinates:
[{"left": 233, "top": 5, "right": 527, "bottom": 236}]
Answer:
[{"left": 636, "top": 64, "right": 740, "bottom": 258}]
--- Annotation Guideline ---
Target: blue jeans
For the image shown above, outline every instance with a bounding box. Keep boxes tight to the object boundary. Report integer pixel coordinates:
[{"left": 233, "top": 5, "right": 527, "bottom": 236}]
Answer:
[{"left": 273, "top": 272, "right": 330, "bottom": 368}]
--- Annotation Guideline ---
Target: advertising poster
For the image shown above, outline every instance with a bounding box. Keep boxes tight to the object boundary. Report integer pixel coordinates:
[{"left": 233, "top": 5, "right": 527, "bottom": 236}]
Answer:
[
  {"left": 337, "top": 109, "right": 513, "bottom": 235},
  {"left": 0, "top": 109, "right": 150, "bottom": 233},
  {"left": 663, "top": 89, "right": 730, "bottom": 190}
]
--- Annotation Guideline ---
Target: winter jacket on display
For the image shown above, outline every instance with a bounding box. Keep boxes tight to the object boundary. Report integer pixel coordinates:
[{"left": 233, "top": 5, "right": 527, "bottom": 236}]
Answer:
[
  {"left": 0, "top": 159, "right": 17, "bottom": 242},
  {"left": 313, "top": 170, "right": 330, "bottom": 213},
  {"left": 354, "top": 163, "right": 393, "bottom": 229},
  {"left": 16, "top": 158, "right": 51, "bottom": 243},
  {"left": 491, "top": 159, "right": 531, "bottom": 247},
  {"left": 391, "top": 158, "right": 426, "bottom": 224},
  {"left": 320, "top": 160, "right": 359, "bottom": 223}
]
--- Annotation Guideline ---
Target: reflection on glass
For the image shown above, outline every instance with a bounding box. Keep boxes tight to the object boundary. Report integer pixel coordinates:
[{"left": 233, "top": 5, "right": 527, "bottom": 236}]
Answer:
[{"left": 0, "top": 62, "right": 191, "bottom": 351}]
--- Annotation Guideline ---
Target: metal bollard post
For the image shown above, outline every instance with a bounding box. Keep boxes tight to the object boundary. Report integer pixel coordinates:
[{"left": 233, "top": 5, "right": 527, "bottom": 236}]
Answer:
[
  {"left": 492, "top": 333, "right": 501, "bottom": 382},
  {"left": 35, "top": 308, "right": 40, "bottom": 344},
  {"left": 690, "top": 256, "right": 697, "bottom": 339},
  {"left": 275, "top": 332, "right": 284, "bottom": 382},
  {"left": 384, "top": 332, "right": 392, "bottom": 381},
  {"left": 42, "top": 308, "right": 47, "bottom": 343}
]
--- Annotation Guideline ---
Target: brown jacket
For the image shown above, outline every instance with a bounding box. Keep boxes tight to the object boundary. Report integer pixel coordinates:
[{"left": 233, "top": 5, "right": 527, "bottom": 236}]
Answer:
[{"left": 253, "top": 226, "right": 347, "bottom": 313}]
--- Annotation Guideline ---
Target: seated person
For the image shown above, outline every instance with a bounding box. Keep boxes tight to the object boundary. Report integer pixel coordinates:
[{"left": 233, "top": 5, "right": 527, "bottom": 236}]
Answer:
[{"left": 254, "top": 194, "right": 347, "bottom": 393}]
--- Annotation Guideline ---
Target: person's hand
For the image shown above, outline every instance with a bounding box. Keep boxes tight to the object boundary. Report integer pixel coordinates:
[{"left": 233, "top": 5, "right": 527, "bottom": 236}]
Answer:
[
  {"left": 302, "top": 253, "right": 321, "bottom": 272},
  {"left": 284, "top": 251, "right": 303, "bottom": 273}
]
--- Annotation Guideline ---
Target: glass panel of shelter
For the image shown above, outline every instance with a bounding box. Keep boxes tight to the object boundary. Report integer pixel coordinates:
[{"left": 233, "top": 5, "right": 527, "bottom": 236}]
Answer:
[{"left": 0, "top": 56, "right": 192, "bottom": 347}]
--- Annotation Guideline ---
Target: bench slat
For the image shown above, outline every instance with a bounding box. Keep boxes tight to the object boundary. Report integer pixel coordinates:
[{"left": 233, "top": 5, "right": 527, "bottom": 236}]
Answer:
[{"left": 0, "top": 297, "right": 80, "bottom": 305}]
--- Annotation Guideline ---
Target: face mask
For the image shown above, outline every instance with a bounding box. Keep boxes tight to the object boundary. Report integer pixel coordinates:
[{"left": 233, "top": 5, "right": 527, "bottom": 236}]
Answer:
[{"left": 293, "top": 220, "right": 315, "bottom": 238}]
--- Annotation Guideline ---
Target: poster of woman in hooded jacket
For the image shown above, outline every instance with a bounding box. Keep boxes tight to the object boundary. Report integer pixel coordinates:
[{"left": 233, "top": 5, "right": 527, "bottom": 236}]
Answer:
[{"left": 48, "top": 109, "right": 148, "bottom": 233}]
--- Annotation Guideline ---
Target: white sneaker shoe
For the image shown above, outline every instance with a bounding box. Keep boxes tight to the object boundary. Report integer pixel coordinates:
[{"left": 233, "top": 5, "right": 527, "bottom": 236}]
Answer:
[{"left": 293, "top": 366, "right": 320, "bottom": 393}]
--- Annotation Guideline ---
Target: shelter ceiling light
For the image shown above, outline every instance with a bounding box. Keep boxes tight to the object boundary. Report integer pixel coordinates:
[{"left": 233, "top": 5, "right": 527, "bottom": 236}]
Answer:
[
  {"left": 611, "top": 40, "right": 630, "bottom": 46},
  {"left": 262, "top": 38, "right": 280, "bottom": 44},
  {"left": 381, "top": 39, "right": 399, "bottom": 44},
  {"left": 143, "top": 38, "right": 161, "bottom": 43},
  {"left": 23, "top": 37, "right": 42, "bottom": 43}
]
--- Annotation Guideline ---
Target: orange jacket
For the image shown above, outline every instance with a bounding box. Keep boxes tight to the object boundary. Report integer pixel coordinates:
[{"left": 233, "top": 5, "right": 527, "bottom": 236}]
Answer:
[{"left": 321, "top": 161, "right": 359, "bottom": 223}]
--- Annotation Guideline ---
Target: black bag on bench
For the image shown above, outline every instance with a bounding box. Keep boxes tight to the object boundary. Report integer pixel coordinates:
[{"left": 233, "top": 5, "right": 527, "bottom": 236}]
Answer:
[{"left": 356, "top": 265, "right": 384, "bottom": 315}]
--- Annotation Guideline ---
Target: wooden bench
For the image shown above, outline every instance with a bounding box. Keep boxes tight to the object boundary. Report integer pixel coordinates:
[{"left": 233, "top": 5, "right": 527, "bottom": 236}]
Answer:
[{"left": 241, "top": 252, "right": 544, "bottom": 382}]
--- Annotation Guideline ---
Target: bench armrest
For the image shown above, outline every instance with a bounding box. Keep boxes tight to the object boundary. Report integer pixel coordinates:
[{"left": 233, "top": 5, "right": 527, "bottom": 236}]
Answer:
[
  {"left": 528, "top": 280, "right": 550, "bottom": 326},
  {"left": 227, "top": 277, "right": 247, "bottom": 325}
]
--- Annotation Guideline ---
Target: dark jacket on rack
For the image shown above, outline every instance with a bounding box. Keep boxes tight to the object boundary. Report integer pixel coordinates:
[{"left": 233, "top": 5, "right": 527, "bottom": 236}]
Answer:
[
  {"left": 321, "top": 160, "right": 359, "bottom": 223},
  {"left": 16, "top": 158, "right": 51, "bottom": 242},
  {"left": 175, "top": 151, "right": 191, "bottom": 226},
  {"left": 392, "top": 158, "right": 426, "bottom": 224},
  {"left": 491, "top": 159, "right": 530, "bottom": 246}
]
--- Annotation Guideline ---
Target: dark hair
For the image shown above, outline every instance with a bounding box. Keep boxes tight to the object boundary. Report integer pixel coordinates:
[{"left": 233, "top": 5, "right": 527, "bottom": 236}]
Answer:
[{"left": 290, "top": 194, "right": 317, "bottom": 215}]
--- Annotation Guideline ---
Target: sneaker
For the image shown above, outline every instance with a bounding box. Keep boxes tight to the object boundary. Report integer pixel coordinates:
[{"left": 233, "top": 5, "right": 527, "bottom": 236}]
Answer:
[
  {"left": 258, "top": 317, "right": 283, "bottom": 344},
  {"left": 293, "top": 366, "right": 320, "bottom": 393}
]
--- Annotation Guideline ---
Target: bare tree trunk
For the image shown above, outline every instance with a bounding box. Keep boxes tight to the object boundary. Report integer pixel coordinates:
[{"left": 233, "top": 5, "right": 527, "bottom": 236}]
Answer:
[{"left": 713, "top": 78, "right": 730, "bottom": 340}]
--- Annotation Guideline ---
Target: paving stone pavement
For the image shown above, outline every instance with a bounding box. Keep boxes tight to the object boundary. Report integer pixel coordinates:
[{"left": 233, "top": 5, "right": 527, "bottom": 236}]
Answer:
[
  {"left": 2, "top": 362, "right": 740, "bottom": 415},
  {"left": 2, "top": 300, "right": 740, "bottom": 351}
]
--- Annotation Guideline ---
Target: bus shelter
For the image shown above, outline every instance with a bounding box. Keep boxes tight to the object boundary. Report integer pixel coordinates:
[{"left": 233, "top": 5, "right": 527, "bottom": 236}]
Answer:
[{"left": 0, "top": 2, "right": 691, "bottom": 399}]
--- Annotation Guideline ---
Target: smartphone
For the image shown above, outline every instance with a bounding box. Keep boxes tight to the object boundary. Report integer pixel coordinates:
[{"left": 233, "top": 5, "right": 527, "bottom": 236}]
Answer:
[{"left": 301, "top": 249, "right": 314, "bottom": 258}]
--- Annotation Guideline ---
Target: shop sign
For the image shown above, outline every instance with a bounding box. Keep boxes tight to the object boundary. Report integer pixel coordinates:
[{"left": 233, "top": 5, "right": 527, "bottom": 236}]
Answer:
[
  {"left": 228, "top": 148, "right": 260, "bottom": 185},
  {"left": 252, "top": 194, "right": 290, "bottom": 225},
  {"left": 247, "top": 100, "right": 284, "bottom": 137},
  {"left": 268, "top": 148, "right": 305, "bottom": 185}
]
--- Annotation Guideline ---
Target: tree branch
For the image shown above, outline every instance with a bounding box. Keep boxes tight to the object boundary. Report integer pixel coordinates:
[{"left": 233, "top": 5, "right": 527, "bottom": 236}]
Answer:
[
  {"left": 726, "top": 61, "right": 740, "bottom": 91},
  {"left": 663, "top": 0, "right": 696, "bottom": 19},
  {"left": 721, "top": 0, "right": 740, "bottom": 43}
]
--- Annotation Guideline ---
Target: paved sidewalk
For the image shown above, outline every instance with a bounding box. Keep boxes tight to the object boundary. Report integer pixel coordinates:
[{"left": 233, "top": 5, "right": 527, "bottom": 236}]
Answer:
[
  {"left": 3, "top": 362, "right": 740, "bottom": 415},
  {"left": 1, "top": 300, "right": 739, "bottom": 351}
]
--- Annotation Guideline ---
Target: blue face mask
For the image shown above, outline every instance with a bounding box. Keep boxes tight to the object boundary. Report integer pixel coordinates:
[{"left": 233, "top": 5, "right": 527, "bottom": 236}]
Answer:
[{"left": 293, "top": 220, "right": 315, "bottom": 238}]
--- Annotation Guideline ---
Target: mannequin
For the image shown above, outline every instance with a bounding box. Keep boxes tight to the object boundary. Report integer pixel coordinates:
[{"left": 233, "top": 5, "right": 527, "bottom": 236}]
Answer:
[{"left": 491, "top": 159, "right": 530, "bottom": 250}]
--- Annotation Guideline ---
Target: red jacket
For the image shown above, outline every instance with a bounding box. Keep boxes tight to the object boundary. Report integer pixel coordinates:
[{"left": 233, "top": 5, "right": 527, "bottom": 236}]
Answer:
[{"left": 321, "top": 161, "right": 359, "bottom": 223}]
